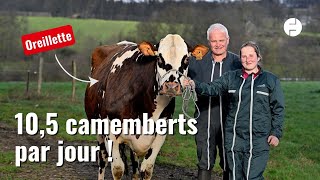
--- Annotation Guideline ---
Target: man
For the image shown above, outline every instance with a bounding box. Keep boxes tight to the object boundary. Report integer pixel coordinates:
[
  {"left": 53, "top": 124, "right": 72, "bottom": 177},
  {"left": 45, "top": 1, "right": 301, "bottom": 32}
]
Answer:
[
  {"left": 188, "top": 23, "right": 242, "bottom": 180},
  {"left": 185, "top": 41, "right": 285, "bottom": 180}
]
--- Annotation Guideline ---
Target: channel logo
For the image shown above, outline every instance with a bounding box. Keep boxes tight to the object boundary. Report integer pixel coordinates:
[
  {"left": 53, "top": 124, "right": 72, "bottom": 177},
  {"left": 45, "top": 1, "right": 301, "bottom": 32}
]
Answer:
[{"left": 284, "top": 18, "right": 302, "bottom": 37}]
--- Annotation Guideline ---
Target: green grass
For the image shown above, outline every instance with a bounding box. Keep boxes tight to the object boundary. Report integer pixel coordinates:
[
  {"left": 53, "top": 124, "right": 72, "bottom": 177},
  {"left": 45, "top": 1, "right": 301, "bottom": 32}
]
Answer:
[
  {"left": 0, "top": 150, "right": 20, "bottom": 174},
  {"left": 0, "top": 81, "right": 320, "bottom": 179},
  {"left": 265, "top": 82, "right": 320, "bottom": 179},
  {"left": 0, "top": 81, "right": 91, "bottom": 141},
  {"left": 24, "top": 16, "right": 138, "bottom": 51},
  {"left": 301, "top": 32, "right": 320, "bottom": 38}
]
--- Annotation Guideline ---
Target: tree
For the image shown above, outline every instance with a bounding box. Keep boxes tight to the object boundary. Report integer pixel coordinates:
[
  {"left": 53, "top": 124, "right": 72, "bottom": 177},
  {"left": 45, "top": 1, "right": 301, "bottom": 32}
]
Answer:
[{"left": 0, "top": 12, "right": 28, "bottom": 61}]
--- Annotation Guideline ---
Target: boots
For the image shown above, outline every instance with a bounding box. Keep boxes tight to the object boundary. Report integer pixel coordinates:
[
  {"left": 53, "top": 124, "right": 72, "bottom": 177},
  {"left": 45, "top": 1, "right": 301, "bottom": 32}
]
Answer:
[
  {"left": 197, "top": 169, "right": 212, "bottom": 180},
  {"left": 222, "top": 170, "right": 229, "bottom": 180}
]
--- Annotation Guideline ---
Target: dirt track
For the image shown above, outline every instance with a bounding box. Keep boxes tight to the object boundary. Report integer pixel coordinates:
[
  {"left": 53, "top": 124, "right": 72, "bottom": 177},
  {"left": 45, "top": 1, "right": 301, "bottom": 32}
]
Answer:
[{"left": 0, "top": 122, "right": 221, "bottom": 180}]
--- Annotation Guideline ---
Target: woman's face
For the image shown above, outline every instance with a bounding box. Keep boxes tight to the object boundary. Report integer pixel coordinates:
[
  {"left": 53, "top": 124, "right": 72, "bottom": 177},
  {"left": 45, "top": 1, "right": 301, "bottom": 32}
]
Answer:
[{"left": 240, "top": 46, "right": 259, "bottom": 73}]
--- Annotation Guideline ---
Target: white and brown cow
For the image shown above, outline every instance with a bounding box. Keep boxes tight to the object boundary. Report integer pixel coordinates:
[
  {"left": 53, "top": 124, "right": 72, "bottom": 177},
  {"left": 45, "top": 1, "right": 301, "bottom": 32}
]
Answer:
[{"left": 84, "top": 34, "right": 208, "bottom": 180}]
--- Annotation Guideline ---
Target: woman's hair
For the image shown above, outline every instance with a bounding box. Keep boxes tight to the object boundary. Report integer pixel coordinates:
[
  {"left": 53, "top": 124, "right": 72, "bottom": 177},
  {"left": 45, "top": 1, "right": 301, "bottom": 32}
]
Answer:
[{"left": 240, "top": 41, "right": 262, "bottom": 60}]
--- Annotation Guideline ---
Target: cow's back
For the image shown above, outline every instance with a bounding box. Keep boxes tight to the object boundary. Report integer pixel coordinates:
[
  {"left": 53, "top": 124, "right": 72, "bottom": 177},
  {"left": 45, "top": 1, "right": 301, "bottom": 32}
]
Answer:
[
  {"left": 91, "top": 44, "right": 122, "bottom": 73},
  {"left": 85, "top": 44, "right": 158, "bottom": 120}
]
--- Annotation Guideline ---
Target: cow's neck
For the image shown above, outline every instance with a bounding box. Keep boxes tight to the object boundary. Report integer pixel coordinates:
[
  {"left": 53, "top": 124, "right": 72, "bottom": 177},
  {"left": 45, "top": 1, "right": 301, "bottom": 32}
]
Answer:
[
  {"left": 153, "top": 69, "right": 173, "bottom": 120},
  {"left": 152, "top": 95, "right": 172, "bottom": 121}
]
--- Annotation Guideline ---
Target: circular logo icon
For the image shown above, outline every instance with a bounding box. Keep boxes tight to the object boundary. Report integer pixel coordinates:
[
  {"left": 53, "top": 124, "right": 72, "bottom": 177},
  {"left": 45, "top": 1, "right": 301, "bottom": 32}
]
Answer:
[{"left": 284, "top": 18, "right": 302, "bottom": 37}]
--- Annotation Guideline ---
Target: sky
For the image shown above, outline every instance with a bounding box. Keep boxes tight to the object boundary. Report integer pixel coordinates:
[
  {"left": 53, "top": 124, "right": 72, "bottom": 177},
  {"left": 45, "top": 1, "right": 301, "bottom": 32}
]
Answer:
[{"left": 112, "top": 0, "right": 263, "bottom": 2}]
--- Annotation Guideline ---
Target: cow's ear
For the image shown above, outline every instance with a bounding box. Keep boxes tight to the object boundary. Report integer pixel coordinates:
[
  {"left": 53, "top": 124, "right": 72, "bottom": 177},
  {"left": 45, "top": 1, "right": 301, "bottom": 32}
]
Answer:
[
  {"left": 138, "top": 41, "right": 157, "bottom": 56},
  {"left": 191, "top": 45, "right": 209, "bottom": 60}
]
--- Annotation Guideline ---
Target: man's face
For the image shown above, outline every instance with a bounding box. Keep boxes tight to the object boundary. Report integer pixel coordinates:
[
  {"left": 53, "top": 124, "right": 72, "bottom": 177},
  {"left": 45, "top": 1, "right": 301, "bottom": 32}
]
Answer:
[
  {"left": 208, "top": 30, "right": 229, "bottom": 56},
  {"left": 241, "top": 46, "right": 259, "bottom": 72}
]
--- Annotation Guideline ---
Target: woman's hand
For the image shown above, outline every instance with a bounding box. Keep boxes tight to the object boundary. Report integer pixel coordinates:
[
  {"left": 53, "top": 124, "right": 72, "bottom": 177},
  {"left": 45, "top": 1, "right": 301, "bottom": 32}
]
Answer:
[
  {"left": 268, "top": 135, "right": 279, "bottom": 147},
  {"left": 183, "top": 79, "right": 195, "bottom": 89}
]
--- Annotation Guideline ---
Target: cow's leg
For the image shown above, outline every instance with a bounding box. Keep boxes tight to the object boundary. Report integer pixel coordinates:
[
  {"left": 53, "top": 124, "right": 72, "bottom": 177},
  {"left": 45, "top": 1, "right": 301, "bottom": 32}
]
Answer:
[
  {"left": 119, "top": 143, "right": 129, "bottom": 176},
  {"left": 97, "top": 134, "right": 107, "bottom": 180},
  {"left": 140, "top": 134, "right": 167, "bottom": 180},
  {"left": 108, "top": 134, "right": 125, "bottom": 180},
  {"left": 130, "top": 150, "right": 140, "bottom": 180}
]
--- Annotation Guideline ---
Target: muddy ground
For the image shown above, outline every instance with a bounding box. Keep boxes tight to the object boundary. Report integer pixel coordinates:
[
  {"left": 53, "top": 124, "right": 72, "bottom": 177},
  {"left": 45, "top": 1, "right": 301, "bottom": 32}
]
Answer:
[{"left": 0, "top": 122, "right": 222, "bottom": 180}]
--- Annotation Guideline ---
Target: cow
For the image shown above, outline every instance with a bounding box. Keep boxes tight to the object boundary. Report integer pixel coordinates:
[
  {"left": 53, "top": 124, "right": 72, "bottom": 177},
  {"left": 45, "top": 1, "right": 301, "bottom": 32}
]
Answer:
[{"left": 84, "top": 34, "right": 208, "bottom": 180}]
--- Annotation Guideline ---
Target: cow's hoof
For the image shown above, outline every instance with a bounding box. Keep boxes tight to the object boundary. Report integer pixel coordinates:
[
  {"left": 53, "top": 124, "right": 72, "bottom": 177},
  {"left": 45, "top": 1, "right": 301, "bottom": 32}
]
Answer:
[
  {"left": 132, "top": 173, "right": 140, "bottom": 180},
  {"left": 141, "top": 164, "right": 153, "bottom": 180},
  {"left": 140, "top": 171, "right": 145, "bottom": 180},
  {"left": 112, "top": 166, "right": 124, "bottom": 180}
]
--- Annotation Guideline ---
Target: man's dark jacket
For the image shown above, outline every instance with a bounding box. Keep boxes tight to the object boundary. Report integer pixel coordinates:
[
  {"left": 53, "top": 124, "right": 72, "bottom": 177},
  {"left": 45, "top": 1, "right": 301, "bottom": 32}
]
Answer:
[{"left": 188, "top": 51, "right": 242, "bottom": 170}]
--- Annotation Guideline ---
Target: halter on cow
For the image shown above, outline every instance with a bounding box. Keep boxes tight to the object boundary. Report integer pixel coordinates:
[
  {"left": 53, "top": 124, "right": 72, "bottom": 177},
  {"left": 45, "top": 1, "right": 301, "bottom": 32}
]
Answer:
[{"left": 84, "top": 34, "right": 208, "bottom": 180}]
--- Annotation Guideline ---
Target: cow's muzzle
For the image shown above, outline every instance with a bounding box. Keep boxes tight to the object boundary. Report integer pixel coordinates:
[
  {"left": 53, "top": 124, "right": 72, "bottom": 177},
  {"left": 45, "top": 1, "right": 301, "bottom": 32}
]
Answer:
[{"left": 160, "top": 82, "right": 182, "bottom": 97}]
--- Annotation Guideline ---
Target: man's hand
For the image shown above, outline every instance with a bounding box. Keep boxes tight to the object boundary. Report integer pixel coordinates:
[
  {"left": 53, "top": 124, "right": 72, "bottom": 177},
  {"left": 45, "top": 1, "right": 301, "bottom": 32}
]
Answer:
[{"left": 268, "top": 135, "right": 279, "bottom": 147}]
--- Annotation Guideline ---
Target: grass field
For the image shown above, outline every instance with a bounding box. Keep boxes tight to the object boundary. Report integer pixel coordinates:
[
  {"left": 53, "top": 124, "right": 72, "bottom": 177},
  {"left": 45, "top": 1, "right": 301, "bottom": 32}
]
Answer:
[
  {"left": 301, "top": 32, "right": 320, "bottom": 38},
  {"left": 25, "top": 16, "right": 138, "bottom": 51},
  {"left": 1, "top": 16, "right": 138, "bottom": 82},
  {"left": 0, "top": 81, "right": 319, "bottom": 179}
]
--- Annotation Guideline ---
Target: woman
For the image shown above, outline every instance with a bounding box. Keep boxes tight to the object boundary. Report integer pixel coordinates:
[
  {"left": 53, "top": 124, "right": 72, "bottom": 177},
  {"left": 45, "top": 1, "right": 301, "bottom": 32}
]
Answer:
[{"left": 184, "top": 41, "right": 285, "bottom": 180}]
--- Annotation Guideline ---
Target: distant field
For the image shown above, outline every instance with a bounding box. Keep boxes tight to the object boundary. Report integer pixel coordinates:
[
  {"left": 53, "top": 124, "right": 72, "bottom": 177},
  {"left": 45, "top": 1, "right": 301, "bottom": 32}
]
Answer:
[
  {"left": 0, "top": 16, "right": 139, "bottom": 81},
  {"left": 25, "top": 16, "right": 138, "bottom": 50},
  {"left": 301, "top": 32, "right": 320, "bottom": 38},
  {"left": 0, "top": 81, "right": 320, "bottom": 179}
]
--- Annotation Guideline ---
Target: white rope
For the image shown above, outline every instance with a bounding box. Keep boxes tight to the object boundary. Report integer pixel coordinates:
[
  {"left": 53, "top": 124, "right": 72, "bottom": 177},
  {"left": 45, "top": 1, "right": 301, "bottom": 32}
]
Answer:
[
  {"left": 182, "top": 82, "right": 200, "bottom": 119},
  {"left": 158, "top": 69, "right": 200, "bottom": 119}
]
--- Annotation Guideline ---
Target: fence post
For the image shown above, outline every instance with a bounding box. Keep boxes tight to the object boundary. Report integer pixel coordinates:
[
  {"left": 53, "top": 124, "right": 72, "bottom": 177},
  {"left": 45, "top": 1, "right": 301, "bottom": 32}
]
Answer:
[
  {"left": 37, "top": 54, "right": 43, "bottom": 96},
  {"left": 72, "top": 60, "right": 76, "bottom": 101},
  {"left": 25, "top": 70, "right": 30, "bottom": 99}
]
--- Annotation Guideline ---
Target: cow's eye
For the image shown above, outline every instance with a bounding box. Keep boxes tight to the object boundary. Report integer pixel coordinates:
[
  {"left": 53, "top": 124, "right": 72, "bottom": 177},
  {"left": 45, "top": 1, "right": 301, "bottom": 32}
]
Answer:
[
  {"left": 157, "top": 55, "right": 164, "bottom": 65},
  {"left": 183, "top": 56, "right": 189, "bottom": 65}
]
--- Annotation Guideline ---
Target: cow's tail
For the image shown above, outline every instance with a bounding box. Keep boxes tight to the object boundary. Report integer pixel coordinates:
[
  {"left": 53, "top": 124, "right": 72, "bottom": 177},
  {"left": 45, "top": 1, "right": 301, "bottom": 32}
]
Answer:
[{"left": 119, "top": 143, "right": 129, "bottom": 176}]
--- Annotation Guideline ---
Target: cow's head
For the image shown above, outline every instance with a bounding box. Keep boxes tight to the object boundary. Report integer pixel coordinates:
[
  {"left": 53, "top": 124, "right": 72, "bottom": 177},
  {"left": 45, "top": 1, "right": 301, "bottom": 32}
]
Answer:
[{"left": 139, "top": 34, "right": 208, "bottom": 97}]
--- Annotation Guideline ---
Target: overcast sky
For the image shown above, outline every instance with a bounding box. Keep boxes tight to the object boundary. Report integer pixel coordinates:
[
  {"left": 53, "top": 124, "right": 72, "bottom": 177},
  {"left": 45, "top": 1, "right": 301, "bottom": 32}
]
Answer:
[{"left": 113, "top": 0, "right": 264, "bottom": 2}]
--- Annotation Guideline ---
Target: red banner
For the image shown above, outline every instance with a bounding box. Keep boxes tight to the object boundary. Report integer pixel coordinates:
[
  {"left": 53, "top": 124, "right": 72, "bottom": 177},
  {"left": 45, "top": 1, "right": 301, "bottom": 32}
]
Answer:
[{"left": 21, "top": 25, "right": 76, "bottom": 56}]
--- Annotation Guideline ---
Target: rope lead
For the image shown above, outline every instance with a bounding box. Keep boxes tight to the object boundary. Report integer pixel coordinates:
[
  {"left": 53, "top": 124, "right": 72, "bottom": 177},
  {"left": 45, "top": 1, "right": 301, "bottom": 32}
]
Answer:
[
  {"left": 182, "top": 81, "right": 200, "bottom": 120},
  {"left": 159, "top": 69, "right": 200, "bottom": 119}
]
